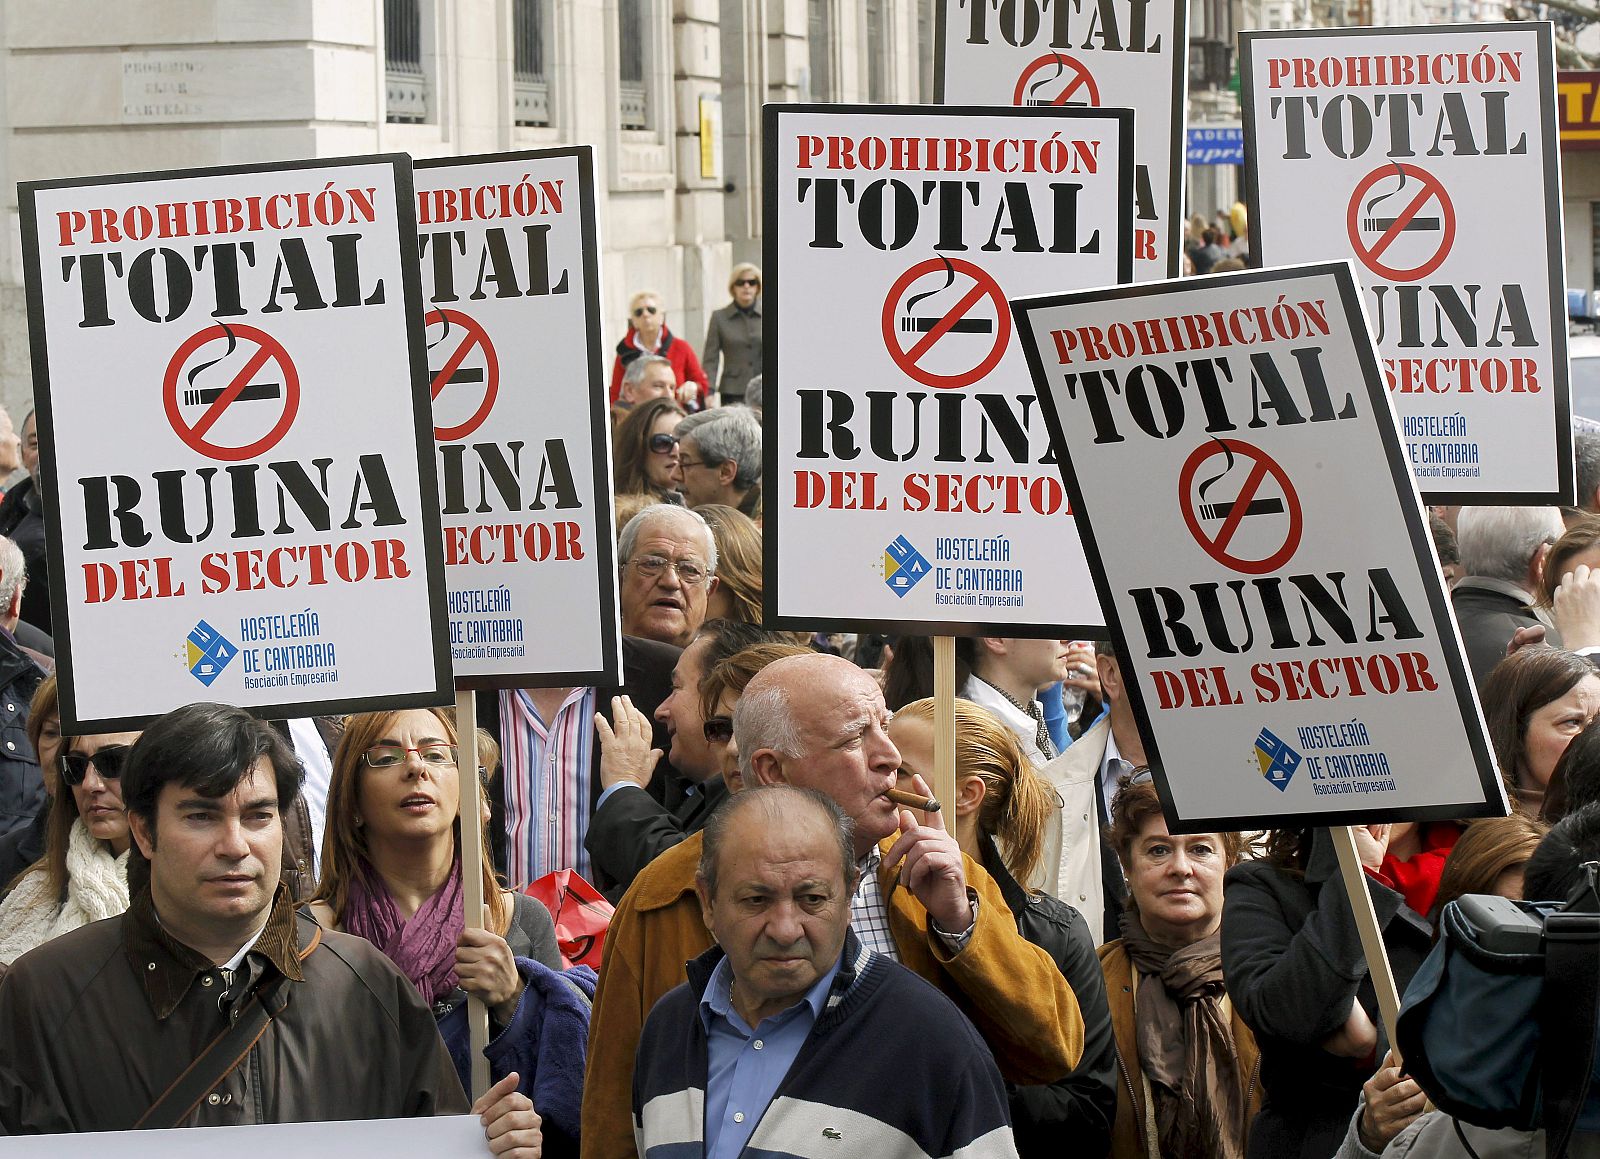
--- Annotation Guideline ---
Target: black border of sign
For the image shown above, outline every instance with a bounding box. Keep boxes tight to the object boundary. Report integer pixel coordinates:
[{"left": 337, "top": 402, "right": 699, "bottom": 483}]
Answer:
[
  {"left": 1239, "top": 22, "right": 1573, "bottom": 506},
  {"left": 414, "top": 147, "right": 623, "bottom": 692},
  {"left": 1011, "top": 262, "right": 1507, "bottom": 833},
  {"left": 760, "top": 102, "right": 1134, "bottom": 640},
  {"left": 20, "top": 153, "right": 456, "bottom": 734},
  {"left": 932, "top": 0, "right": 1189, "bottom": 279}
]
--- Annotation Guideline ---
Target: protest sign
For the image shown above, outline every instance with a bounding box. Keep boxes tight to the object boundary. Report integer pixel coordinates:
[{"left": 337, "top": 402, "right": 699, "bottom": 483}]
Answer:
[
  {"left": 1241, "top": 23, "right": 1572, "bottom": 504},
  {"left": 763, "top": 104, "right": 1132, "bottom": 636},
  {"left": 18, "top": 1116, "right": 488, "bottom": 1157},
  {"left": 934, "top": 0, "right": 1186, "bottom": 280},
  {"left": 414, "top": 149, "right": 621, "bottom": 689},
  {"left": 21, "top": 155, "right": 452, "bottom": 731},
  {"left": 1012, "top": 263, "right": 1507, "bottom": 830}
]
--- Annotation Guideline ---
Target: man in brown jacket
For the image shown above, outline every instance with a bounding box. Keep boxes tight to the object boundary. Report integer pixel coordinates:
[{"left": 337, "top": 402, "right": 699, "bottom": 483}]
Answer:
[
  {"left": 581, "top": 653, "right": 1086, "bottom": 1159},
  {"left": 0, "top": 702, "right": 540, "bottom": 1151}
]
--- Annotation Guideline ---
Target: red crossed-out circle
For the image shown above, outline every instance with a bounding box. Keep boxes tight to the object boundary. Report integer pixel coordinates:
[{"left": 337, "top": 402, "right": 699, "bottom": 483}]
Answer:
[
  {"left": 880, "top": 258, "right": 1011, "bottom": 390},
  {"left": 1178, "top": 439, "right": 1303, "bottom": 575},
  {"left": 1346, "top": 163, "right": 1456, "bottom": 283},
  {"left": 426, "top": 308, "right": 500, "bottom": 442},
  {"left": 163, "top": 323, "right": 300, "bottom": 462},
  {"left": 1012, "top": 53, "right": 1101, "bottom": 107}
]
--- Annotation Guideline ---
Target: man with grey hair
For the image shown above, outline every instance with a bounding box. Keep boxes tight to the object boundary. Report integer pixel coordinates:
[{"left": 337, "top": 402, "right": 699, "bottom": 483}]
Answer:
[
  {"left": 1452, "top": 505, "right": 1566, "bottom": 686},
  {"left": 633, "top": 784, "right": 1019, "bottom": 1159},
  {"left": 674, "top": 408, "right": 762, "bottom": 517},
  {"left": 618, "top": 504, "right": 719, "bottom": 648},
  {"left": 0, "top": 534, "right": 44, "bottom": 844},
  {"left": 617, "top": 353, "right": 676, "bottom": 408}
]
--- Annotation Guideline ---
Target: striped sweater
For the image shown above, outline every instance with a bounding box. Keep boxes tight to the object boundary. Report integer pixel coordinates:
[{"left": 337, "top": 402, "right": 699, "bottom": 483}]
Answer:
[{"left": 633, "top": 932, "right": 1019, "bottom": 1159}]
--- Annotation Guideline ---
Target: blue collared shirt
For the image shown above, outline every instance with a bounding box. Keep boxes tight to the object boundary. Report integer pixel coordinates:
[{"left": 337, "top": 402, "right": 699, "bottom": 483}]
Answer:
[{"left": 698, "top": 951, "right": 843, "bottom": 1159}]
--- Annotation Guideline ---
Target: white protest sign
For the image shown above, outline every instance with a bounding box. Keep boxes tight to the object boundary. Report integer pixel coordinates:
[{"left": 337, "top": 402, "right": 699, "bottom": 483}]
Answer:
[
  {"left": 1241, "top": 23, "right": 1572, "bottom": 504},
  {"left": 934, "top": 0, "right": 1188, "bottom": 280},
  {"left": 1012, "top": 263, "right": 1506, "bottom": 830},
  {"left": 414, "top": 149, "right": 622, "bottom": 689},
  {"left": 16, "top": 1115, "right": 488, "bottom": 1157},
  {"left": 764, "top": 104, "right": 1131, "bottom": 635},
  {"left": 21, "top": 156, "right": 452, "bottom": 731}
]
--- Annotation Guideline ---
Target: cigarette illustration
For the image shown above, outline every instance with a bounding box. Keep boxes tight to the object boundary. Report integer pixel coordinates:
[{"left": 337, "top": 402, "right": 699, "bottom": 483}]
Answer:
[
  {"left": 183, "top": 382, "right": 282, "bottom": 406},
  {"left": 1363, "top": 161, "right": 1440, "bottom": 233},
  {"left": 1197, "top": 497, "right": 1285, "bottom": 521},
  {"left": 901, "top": 254, "right": 993, "bottom": 336}
]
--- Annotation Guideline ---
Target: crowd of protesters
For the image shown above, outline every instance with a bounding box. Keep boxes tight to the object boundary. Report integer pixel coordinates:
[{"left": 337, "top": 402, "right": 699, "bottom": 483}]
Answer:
[{"left": 0, "top": 264, "right": 1599, "bottom": 1159}]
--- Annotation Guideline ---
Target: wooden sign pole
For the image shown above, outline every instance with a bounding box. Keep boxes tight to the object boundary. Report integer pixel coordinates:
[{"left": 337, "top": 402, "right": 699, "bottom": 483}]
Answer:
[
  {"left": 1330, "top": 824, "right": 1403, "bottom": 1061},
  {"left": 932, "top": 637, "right": 958, "bottom": 823}
]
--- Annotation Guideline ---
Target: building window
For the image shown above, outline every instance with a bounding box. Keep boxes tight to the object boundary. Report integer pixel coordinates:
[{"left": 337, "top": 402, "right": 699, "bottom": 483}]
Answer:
[
  {"left": 866, "top": 0, "right": 885, "bottom": 103},
  {"left": 513, "top": 0, "right": 550, "bottom": 127},
  {"left": 385, "top": 0, "right": 428, "bottom": 123},
  {"left": 618, "top": 0, "right": 649, "bottom": 130},
  {"left": 808, "top": 0, "right": 833, "bottom": 101}
]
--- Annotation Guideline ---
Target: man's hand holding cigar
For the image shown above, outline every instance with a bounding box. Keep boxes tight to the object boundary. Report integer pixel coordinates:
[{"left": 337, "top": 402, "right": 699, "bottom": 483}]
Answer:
[{"left": 883, "top": 771, "right": 977, "bottom": 935}]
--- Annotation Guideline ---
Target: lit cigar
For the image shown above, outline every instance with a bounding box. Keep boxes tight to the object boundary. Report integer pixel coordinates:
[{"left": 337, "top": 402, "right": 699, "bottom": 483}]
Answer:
[{"left": 886, "top": 787, "right": 941, "bottom": 812}]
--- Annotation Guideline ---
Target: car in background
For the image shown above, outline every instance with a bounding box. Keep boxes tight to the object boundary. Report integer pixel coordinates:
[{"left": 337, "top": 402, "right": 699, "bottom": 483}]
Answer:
[{"left": 1573, "top": 332, "right": 1600, "bottom": 424}]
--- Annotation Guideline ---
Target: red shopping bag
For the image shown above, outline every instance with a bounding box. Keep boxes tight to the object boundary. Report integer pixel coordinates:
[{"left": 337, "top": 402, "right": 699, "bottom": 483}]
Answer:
[{"left": 524, "top": 869, "right": 614, "bottom": 970}]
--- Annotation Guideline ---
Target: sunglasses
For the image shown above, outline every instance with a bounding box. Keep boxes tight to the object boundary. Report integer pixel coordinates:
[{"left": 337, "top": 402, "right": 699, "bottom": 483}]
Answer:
[
  {"left": 649, "top": 433, "right": 679, "bottom": 454},
  {"left": 632, "top": 305, "right": 659, "bottom": 317},
  {"left": 60, "top": 745, "right": 132, "bottom": 787},
  {"left": 703, "top": 716, "right": 733, "bottom": 744},
  {"left": 733, "top": 279, "right": 759, "bottom": 288}
]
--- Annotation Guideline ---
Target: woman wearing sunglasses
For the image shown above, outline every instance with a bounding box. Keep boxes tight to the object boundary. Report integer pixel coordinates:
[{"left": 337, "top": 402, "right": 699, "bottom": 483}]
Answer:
[
  {"left": 308, "top": 708, "right": 567, "bottom": 1112},
  {"left": 608, "top": 290, "right": 708, "bottom": 411},
  {"left": 701, "top": 263, "right": 763, "bottom": 406},
  {"left": 0, "top": 727, "right": 141, "bottom": 966},
  {"left": 612, "top": 397, "right": 687, "bottom": 505}
]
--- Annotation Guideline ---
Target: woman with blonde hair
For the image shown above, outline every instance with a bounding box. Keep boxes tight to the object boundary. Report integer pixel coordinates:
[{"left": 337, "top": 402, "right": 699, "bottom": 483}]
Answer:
[
  {"left": 695, "top": 503, "right": 762, "bottom": 623},
  {"left": 0, "top": 710, "right": 140, "bottom": 966},
  {"left": 889, "top": 696, "right": 1119, "bottom": 1157},
  {"left": 311, "top": 706, "right": 565, "bottom": 1108}
]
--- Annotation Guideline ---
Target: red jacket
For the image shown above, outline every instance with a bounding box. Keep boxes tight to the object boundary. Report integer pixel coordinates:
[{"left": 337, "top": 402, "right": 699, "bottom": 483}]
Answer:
[{"left": 608, "top": 326, "right": 709, "bottom": 408}]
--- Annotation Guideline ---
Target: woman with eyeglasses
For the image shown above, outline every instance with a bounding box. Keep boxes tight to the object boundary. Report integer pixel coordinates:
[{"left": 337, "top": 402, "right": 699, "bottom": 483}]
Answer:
[
  {"left": 608, "top": 289, "right": 708, "bottom": 411},
  {"left": 701, "top": 263, "right": 763, "bottom": 406},
  {"left": 612, "top": 397, "right": 687, "bottom": 506},
  {"left": 888, "top": 696, "right": 1121, "bottom": 1159},
  {"left": 308, "top": 708, "right": 565, "bottom": 1109},
  {"left": 0, "top": 726, "right": 141, "bottom": 967}
]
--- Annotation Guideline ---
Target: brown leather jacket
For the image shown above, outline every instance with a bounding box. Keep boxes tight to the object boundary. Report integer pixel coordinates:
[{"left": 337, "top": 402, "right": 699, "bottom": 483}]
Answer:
[
  {"left": 274, "top": 716, "right": 345, "bottom": 900},
  {"left": 0, "top": 885, "right": 466, "bottom": 1132},
  {"left": 1099, "top": 938, "right": 1262, "bottom": 1159}
]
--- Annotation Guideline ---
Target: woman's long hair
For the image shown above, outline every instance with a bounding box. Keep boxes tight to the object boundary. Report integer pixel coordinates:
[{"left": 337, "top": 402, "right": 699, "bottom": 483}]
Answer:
[
  {"left": 612, "top": 397, "right": 685, "bottom": 498},
  {"left": 894, "top": 697, "right": 1055, "bottom": 885},
  {"left": 1432, "top": 814, "right": 1548, "bottom": 918},
  {"left": 313, "top": 707, "right": 509, "bottom": 936},
  {"left": 696, "top": 503, "right": 762, "bottom": 623},
  {"left": 1481, "top": 644, "right": 1596, "bottom": 804},
  {"left": 881, "top": 637, "right": 977, "bottom": 711}
]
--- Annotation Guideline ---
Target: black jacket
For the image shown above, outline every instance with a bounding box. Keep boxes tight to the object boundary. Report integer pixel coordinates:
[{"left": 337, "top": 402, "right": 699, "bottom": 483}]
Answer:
[
  {"left": 986, "top": 835, "right": 1119, "bottom": 1158},
  {"left": 0, "top": 632, "right": 44, "bottom": 844},
  {"left": 1450, "top": 577, "right": 1558, "bottom": 690},
  {"left": 1221, "top": 830, "right": 1434, "bottom": 1159},
  {"left": 0, "top": 807, "right": 45, "bottom": 896},
  {"left": 584, "top": 775, "right": 727, "bottom": 902},
  {"left": 0, "top": 479, "right": 50, "bottom": 635},
  {"left": 478, "top": 635, "right": 681, "bottom": 889}
]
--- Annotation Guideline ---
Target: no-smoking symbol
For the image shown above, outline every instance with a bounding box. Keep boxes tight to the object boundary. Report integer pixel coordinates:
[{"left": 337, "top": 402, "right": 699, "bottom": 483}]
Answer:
[
  {"left": 1012, "top": 53, "right": 1100, "bottom": 107},
  {"left": 1346, "top": 162, "right": 1456, "bottom": 283},
  {"left": 163, "top": 323, "right": 300, "bottom": 462},
  {"left": 426, "top": 308, "right": 500, "bottom": 442},
  {"left": 881, "top": 257, "right": 1011, "bottom": 390},
  {"left": 1178, "top": 439, "right": 1303, "bottom": 575}
]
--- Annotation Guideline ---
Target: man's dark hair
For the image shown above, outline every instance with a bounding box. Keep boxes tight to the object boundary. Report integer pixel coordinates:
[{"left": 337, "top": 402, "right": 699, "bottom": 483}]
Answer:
[
  {"left": 1523, "top": 803, "right": 1600, "bottom": 903},
  {"left": 1429, "top": 512, "right": 1459, "bottom": 569},
  {"left": 696, "top": 619, "right": 797, "bottom": 673},
  {"left": 123, "top": 702, "right": 303, "bottom": 837},
  {"left": 698, "top": 785, "right": 855, "bottom": 896}
]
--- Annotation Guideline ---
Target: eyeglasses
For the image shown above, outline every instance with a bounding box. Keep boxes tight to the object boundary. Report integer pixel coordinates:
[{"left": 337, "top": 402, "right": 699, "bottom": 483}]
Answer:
[
  {"left": 703, "top": 716, "right": 734, "bottom": 744},
  {"left": 648, "top": 433, "right": 679, "bottom": 454},
  {"left": 677, "top": 456, "right": 708, "bottom": 471},
  {"left": 60, "top": 745, "right": 132, "bottom": 787},
  {"left": 632, "top": 305, "right": 659, "bottom": 317},
  {"left": 627, "top": 555, "right": 710, "bottom": 586},
  {"left": 733, "top": 279, "right": 759, "bottom": 288},
  {"left": 364, "top": 743, "right": 459, "bottom": 769}
]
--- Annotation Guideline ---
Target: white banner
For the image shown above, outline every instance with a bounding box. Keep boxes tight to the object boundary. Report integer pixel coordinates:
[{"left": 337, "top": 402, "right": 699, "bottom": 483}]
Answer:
[
  {"left": 763, "top": 105, "right": 1132, "bottom": 635},
  {"left": 414, "top": 149, "right": 622, "bottom": 689},
  {"left": 22, "top": 155, "right": 452, "bottom": 731},
  {"left": 1013, "top": 263, "right": 1506, "bottom": 829},
  {"left": 1241, "top": 23, "right": 1572, "bottom": 504},
  {"left": 935, "top": 0, "right": 1188, "bottom": 281},
  {"left": 17, "top": 1115, "right": 487, "bottom": 1156}
]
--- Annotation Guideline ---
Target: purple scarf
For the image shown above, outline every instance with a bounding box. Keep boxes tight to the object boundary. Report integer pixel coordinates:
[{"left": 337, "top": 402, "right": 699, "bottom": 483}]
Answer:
[{"left": 344, "top": 856, "right": 464, "bottom": 1005}]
